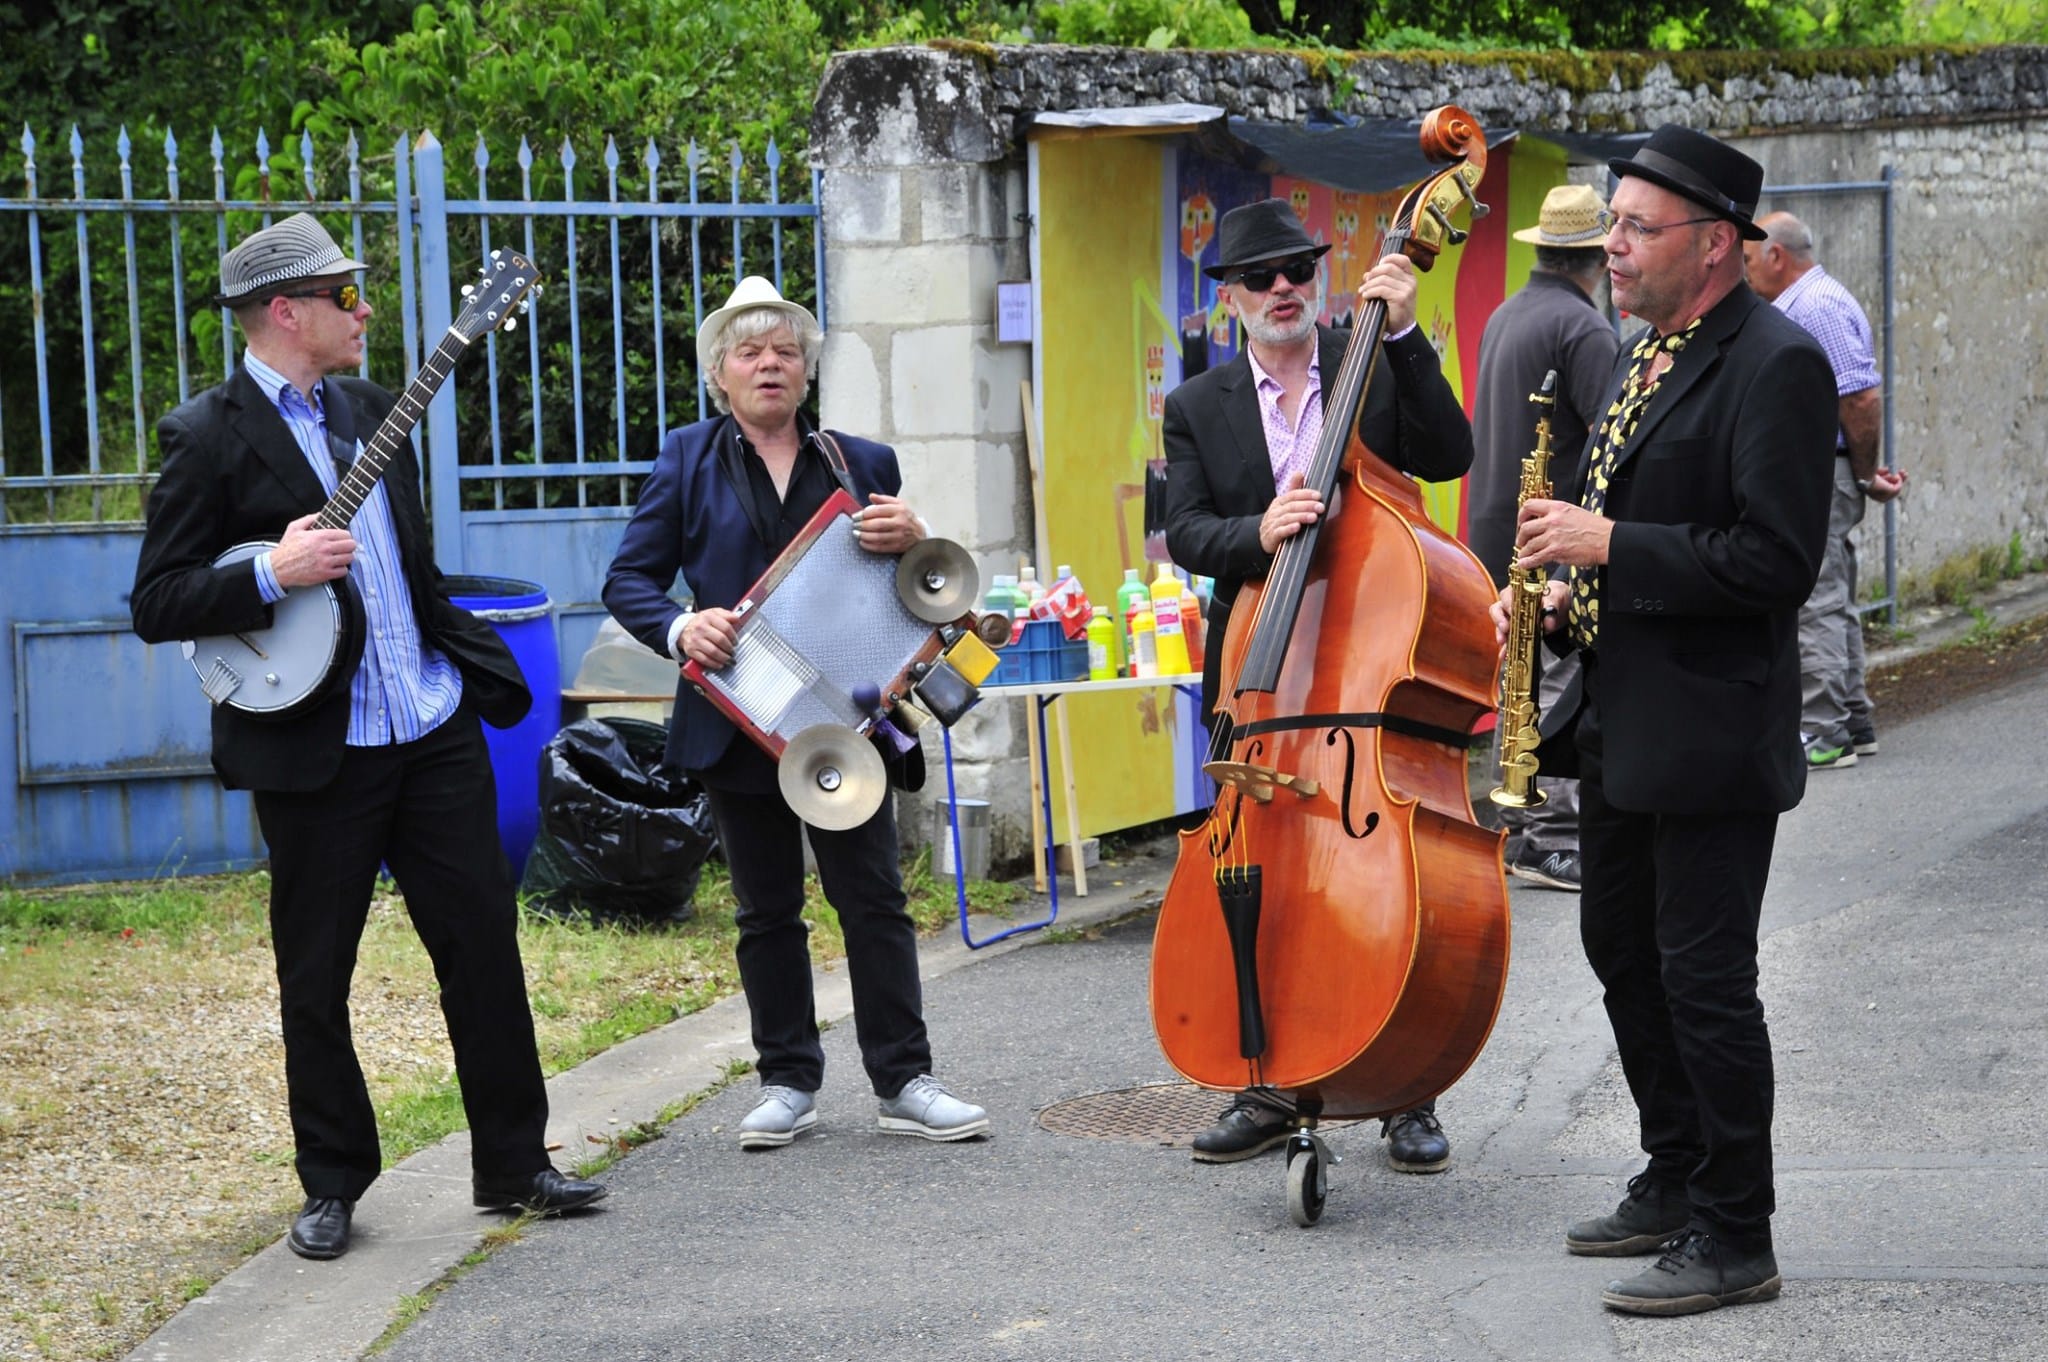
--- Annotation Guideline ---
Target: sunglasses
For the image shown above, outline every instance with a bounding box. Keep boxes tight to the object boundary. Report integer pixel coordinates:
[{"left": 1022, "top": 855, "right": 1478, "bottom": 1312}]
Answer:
[
  {"left": 280, "top": 282, "right": 362, "bottom": 310},
  {"left": 1227, "top": 257, "right": 1319, "bottom": 293}
]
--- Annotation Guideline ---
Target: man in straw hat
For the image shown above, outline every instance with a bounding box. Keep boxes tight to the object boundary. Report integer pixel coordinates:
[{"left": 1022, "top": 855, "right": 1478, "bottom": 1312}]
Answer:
[
  {"left": 605, "top": 276, "right": 989, "bottom": 1151},
  {"left": 1162, "top": 197, "right": 1474, "bottom": 1173},
  {"left": 1491, "top": 125, "right": 1837, "bottom": 1314},
  {"left": 1469, "top": 182, "right": 1622, "bottom": 894},
  {"left": 132, "top": 213, "right": 607, "bottom": 1262}
]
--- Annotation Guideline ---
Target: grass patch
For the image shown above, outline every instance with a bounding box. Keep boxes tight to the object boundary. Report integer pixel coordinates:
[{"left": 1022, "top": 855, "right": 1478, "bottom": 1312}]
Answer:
[
  {"left": 0, "top": 847, "right": 1017, "bottom": 1361},
  {"left": 1900, "top": 532, "right": 2045, "bottom": 609}
]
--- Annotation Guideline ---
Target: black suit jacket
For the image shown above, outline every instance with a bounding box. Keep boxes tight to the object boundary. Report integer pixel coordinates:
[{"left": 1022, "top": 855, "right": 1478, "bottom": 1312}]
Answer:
[
  {"left": 1163, "top": 325, "right": 1476, "bottom": 713},
  {"left": 1547, "top": 282, "right": 1837, "bottom": 815},
  {"left": 131, "top": 368, "right": 531, "bottom": 793}
]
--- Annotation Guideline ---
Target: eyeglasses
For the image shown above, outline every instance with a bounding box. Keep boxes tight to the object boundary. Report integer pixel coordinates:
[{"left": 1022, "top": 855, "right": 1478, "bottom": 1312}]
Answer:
[
  {"left": 1227, "top": 257, "right": 1319, "bottom": 292},
  {"left": 280, "top": 282, "right": 361, "bottom": 310},
  {"left": 1597, "top": 210, "right": 1719, "bottom": 244}
]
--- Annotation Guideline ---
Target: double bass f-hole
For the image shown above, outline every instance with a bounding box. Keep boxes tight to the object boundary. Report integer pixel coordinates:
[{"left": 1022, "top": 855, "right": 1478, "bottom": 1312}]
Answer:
[{"left": 1325, "top": 728, "right": 1383, "bottom": 841}]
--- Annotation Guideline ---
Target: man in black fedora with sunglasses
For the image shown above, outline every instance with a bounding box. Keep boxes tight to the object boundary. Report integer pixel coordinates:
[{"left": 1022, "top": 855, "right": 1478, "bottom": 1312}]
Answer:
[
  {"left": 1491, "top": 124, "right": 1835, "bottom": 1315},
  {"left": 132, "top": 213, "right": 606, "bottom": 1264},
  {"left": 1163, "top": 197, "right": 1474, "bottom": 1172}
]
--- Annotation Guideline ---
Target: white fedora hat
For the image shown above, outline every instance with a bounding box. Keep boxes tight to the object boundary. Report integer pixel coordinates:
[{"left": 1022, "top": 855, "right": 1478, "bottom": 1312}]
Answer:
[{"left": 696, "top": 275, "right": 819, "bottom": 376}]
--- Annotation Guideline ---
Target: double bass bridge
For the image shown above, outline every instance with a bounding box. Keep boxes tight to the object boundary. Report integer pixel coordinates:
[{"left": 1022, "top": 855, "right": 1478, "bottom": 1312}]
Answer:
[{"left": 1202, "top": 759, "right": 1320, "bottom": 804}]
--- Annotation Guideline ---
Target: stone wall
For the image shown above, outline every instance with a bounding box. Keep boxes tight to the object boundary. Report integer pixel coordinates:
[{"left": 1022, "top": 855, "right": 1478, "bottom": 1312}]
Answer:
[{"left": 809, "top": 44, "right": 2048, "bottom": 859}]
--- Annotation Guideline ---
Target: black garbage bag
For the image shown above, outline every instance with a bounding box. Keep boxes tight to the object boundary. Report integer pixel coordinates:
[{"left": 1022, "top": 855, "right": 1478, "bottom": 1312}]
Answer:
[{"left": 520, "top": 717, "right": 716, "bottom": 926}]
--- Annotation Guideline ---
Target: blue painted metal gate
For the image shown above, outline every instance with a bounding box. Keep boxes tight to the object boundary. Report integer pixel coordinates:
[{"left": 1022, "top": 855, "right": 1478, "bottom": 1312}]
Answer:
[{"left": 1, "top": 123, "right": 820, "bottom": 884}]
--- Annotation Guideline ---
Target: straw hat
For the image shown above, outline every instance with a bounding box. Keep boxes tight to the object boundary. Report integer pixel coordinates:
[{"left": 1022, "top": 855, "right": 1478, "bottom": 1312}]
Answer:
[
  {"left": 1511, "top": 185, "right": 1609, "bottom": 248},
  {"left": 696, "top": 276, "right": 820, "bottom": 376},
  {"left": 213, "top": 212, "right": 367, "bottom": 306}
]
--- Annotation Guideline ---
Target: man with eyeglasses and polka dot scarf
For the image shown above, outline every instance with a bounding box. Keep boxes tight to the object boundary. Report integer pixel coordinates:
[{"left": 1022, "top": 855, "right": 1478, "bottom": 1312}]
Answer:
[{"left": 1491, "top": 125, "right": 1836, "bottom": 1317}]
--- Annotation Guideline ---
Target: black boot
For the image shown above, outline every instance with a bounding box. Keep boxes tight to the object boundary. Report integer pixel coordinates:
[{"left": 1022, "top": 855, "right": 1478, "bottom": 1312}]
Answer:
[
  {"left": 1566, "top": 1172, "right": 1693, "bottom": 1256},
  {"left": 1601, "top": 1228, "right": 1782, "bottom": 1315}
]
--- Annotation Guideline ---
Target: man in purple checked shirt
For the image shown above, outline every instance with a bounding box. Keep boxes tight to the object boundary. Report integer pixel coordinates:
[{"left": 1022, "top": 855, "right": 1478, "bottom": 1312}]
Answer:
[{"left": 1744, "top": 213, "right": 1908, "bottom": 772}]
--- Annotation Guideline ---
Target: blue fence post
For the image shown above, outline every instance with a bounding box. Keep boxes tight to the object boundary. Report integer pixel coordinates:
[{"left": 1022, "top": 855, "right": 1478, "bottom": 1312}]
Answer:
[{"left": 413, "top": 130, "right": 464, "bottom": 569}]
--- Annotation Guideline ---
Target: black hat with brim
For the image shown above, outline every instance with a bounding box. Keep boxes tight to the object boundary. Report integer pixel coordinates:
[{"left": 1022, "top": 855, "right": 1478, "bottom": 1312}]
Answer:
[
  {"left": 1202, "top": 198, "right": 1333, "bottom": 280},
  {"left": 1608, "top": 125, "right": 1768, "bottom": 242}
]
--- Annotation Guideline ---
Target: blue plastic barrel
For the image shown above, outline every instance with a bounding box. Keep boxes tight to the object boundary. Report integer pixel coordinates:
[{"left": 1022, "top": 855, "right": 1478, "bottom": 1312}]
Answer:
[{"left": 443, "top": 575, "right": 560, "bottom": 880}]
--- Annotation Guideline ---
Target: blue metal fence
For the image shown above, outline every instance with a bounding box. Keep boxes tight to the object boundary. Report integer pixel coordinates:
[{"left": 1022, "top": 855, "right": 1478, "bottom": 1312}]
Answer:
[{"left": 0, "top": 121, "right": 821, "bottom": 884}]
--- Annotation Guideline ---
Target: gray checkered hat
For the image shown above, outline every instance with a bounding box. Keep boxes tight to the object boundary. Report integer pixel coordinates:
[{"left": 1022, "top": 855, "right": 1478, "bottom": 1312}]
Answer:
[{"left": 214, "top": 212, "right": 368, "bottom": 306}]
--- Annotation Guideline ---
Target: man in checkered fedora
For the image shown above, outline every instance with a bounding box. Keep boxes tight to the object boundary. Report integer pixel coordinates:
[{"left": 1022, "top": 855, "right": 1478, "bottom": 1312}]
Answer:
[
  {"left": 1469, "top": 182, "right": 1622, "bottom": 895},
  {"left": 132, "top": 213, "right": 607, "bottom": 1263}
]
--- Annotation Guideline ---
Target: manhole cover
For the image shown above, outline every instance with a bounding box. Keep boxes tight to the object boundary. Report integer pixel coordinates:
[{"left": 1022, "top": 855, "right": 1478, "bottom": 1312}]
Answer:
[{"left": 1036, "top": 1084, "right": 1361, "bottom": 1146}]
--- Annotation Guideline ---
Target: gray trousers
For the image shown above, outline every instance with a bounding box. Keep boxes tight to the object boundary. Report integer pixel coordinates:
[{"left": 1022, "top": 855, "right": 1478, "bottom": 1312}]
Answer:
[
  {"left": 1798, "top": 458, "right": 1875, "bottom": 747},
  {"left": 1494, "top": 647, "right": 1582, "bottom": 855}
]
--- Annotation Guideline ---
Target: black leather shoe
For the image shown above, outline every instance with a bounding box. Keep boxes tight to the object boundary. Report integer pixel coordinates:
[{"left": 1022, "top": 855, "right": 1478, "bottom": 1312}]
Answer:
[
  {"left": 1567, "top": 1172, "right": 1693, "bottom": 1256},
  {"left": 287, "top": 1196, "right": 353, "bottom": 1260},
  {"left": 1189, "top": 1094, "right": 1292, "bottom": 1164},
  {"left": 1601, "top": 1229, "right": 1782, "bottom": 1315},
  {"left": 472, "top": 1167, "right": 609, "bottom": 1214},
  {"left": 1381, "top": 1103, "right": 1451, "bottom": 1172}
]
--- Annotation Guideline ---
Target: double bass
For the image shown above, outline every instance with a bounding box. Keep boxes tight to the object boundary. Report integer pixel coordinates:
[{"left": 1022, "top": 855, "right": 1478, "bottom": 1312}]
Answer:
[{"left": 1149, "top": 107, "right": 1510, "bottom": 1226}]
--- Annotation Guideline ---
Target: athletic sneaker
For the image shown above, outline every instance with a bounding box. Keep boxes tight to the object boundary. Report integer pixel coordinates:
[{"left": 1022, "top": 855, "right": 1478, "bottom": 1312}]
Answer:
[{"left": 1803, "top": 735, "right": 1857, "bottom": 771}]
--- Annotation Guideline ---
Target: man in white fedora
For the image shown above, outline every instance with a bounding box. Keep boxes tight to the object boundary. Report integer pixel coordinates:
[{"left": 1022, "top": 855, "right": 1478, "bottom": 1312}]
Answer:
[
  {"left": 1469, "top": 182, "right": 1621, "bottom": 893},
  {"left": 604, "top": 276, "right": 989, "bottom": 1150}
]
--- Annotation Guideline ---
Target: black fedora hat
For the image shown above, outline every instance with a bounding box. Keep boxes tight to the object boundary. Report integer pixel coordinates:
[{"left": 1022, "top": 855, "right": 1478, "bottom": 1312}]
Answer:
[
  {"left": 1202, "top": 198, "right": 1332, "bottom": 280},
  {"left": 1608, "top": 125, "right": 1768, "bottom": 241}
]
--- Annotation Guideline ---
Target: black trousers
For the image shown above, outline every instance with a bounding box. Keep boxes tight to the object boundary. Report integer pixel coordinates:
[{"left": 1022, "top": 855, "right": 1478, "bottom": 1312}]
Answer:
[
  {"left": 252, "top": 707, "right": 549, "bottom": 1201},
  {"left": 706, "top": 784, "right": 930, "bottom": 1097},
  {"left": 1576, "top": 661, "right": 1778, "bottom": 1250}
]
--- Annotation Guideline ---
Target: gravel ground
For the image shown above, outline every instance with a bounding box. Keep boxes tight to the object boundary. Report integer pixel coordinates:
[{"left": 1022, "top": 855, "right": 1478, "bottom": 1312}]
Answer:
[{"left": 0, "top": 896, "right": 460, "bottom": 1362}]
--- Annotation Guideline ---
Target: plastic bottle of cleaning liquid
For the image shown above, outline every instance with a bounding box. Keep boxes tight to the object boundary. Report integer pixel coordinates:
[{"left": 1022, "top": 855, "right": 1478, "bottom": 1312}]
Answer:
[
  {"left": 1129, "top": 602, "right": 1159, "bottom": 679},
  {"left": 1018, "top": 563, "right": 1046, "bottom": 609},
  {"left": 1115, "top": 568, "right": 1148, "bottom": 676},
  {"left": 1150, "top": 564, "right": 1191, "bottom": 676},
  {"left": 1178, "top": 576, "right": 1204, "bottom": 668},
  {"left": 982, "top": 573, "right": 1016, "bottom": 622},
  {"left": 1085, "top": 606, "right": 1117, "bottom": 681}
]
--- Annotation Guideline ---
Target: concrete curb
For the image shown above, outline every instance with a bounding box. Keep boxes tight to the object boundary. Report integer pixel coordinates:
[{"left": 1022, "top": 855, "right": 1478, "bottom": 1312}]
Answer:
[{"left": 125, "top": 859, "right": 1170, "bottom": 1362}]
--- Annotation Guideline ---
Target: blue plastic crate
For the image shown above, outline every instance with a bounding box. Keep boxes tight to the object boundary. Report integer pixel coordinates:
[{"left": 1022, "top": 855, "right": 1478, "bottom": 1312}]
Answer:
[{"left": 987, "top": 618, "right": 1088, "bottom": 686}]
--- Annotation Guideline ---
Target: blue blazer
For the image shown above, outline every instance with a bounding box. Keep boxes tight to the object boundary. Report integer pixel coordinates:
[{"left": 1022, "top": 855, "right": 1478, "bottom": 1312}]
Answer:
[{"left": 603, "top": 415, "right": 903, "bottom": 773}]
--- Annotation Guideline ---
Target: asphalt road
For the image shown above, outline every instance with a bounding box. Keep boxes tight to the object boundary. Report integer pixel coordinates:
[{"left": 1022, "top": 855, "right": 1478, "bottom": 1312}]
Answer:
[{"left": 355, "top": 664, "right": 2048, "bottom": 1362}]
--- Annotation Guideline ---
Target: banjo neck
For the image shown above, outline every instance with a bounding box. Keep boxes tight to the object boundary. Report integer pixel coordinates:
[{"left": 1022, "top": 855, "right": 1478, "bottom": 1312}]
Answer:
[{"left": 315, "top": 325, "right": 470, "bottom": 531}]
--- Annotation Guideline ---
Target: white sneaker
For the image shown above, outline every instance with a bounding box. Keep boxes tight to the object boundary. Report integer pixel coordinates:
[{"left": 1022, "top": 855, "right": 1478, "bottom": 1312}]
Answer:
[
  {"left": 738, "top": 1085, "right": 816, "bottom": 1149},
  {"left": 876, "top": 1075, "right": 990, "bottom": 1142}
]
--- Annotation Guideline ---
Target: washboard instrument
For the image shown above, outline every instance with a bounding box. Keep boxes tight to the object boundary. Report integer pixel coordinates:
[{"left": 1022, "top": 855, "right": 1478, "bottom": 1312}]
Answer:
[{"left": 682, "top": 488, "right": 998, "bottom": 828}]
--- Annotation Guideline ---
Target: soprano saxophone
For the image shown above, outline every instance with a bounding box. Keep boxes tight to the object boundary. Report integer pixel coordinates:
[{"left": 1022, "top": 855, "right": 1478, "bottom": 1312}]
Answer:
[{"left": 1488, "top": 369, "right": 1558, "bottom": 810}]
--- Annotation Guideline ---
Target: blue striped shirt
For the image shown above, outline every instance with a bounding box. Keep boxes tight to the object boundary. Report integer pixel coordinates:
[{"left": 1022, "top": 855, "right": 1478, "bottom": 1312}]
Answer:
[{"left": 243, "top": 352, "right": 462, "bottom": 747}]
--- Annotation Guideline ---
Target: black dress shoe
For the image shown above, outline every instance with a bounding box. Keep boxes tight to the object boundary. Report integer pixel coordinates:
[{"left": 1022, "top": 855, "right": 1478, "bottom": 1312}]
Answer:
[
  {"left": 1190, "top": 1093, "right": 1292, "bottom": 1164},
  {"left": 287, "top": 1196, "right": 353, "bottom": 1260},
  {"left": 1381, "top": 1103, "right": 1451, "bottom": 1172},
  {"left": 472, "top": 1167, "right": 609, "bottom": 1214}
]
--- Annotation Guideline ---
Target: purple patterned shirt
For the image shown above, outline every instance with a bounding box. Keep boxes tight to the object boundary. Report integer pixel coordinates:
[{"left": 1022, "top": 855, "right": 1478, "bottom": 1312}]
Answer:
[
  {"left": 1773, "top": 264, "right": 1881, "bottom": 403},
  {"left": 1245, "top": 344, "right": 1324, "bottom": 493}
]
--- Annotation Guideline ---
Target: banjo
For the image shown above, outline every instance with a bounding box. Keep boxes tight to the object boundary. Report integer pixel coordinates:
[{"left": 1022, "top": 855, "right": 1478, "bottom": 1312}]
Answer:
[{"left": 183, "top": 247, "right": 540, "bottom": 718}]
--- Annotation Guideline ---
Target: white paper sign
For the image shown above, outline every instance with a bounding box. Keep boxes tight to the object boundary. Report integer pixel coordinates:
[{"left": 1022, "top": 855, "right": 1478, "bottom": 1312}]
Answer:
[{"left": 997, "top": 280, "right": 1033, "bottom": 344}]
